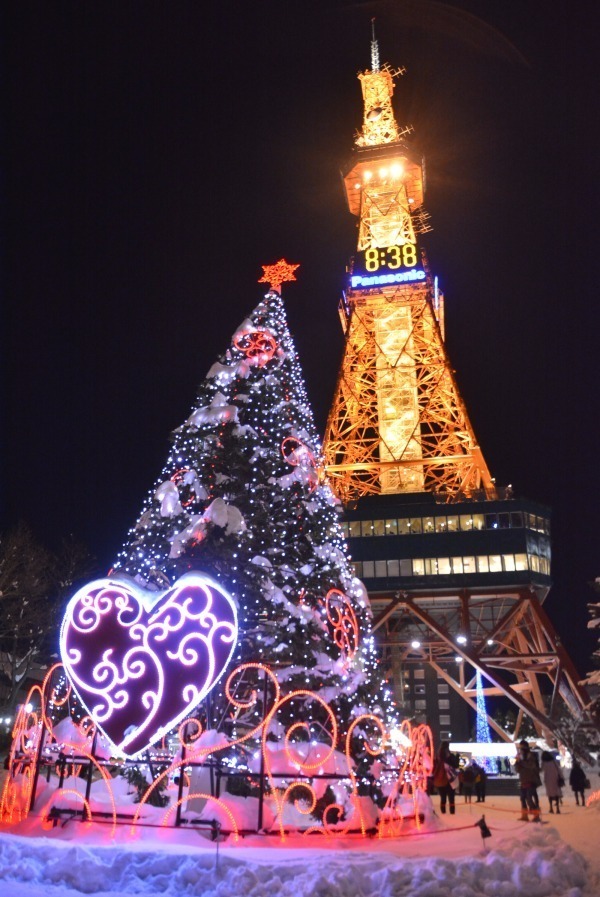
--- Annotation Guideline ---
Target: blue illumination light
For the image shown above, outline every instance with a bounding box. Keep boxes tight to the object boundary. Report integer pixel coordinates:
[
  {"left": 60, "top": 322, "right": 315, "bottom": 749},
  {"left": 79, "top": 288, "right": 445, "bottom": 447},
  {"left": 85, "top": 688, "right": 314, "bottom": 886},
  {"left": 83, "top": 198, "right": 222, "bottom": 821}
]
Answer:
[{"left": 475, "top": 669, "right": 495, "bottom": 774}]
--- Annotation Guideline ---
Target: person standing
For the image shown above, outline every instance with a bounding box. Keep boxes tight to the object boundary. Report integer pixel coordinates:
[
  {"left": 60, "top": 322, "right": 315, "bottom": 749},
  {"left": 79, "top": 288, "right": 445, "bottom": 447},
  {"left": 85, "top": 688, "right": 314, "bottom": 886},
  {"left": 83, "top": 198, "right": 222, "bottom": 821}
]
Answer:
[
  {"left": 459, "top": 761, "right": 476, "bottom": 804},
  {"left": 432, "top": 741, "right": 459, "bottom": 815},
  {"left": 472, "top": 761, "right": 487, "bottom": 803},
  {"left": 514, "top": 739, "right": 541, "bottom": 822},
  {"left": 569, "top": 759, "right": 588, "bottom": 806},
  {"left": 541, "top": 750, "right": 563, "bottom": 814}
]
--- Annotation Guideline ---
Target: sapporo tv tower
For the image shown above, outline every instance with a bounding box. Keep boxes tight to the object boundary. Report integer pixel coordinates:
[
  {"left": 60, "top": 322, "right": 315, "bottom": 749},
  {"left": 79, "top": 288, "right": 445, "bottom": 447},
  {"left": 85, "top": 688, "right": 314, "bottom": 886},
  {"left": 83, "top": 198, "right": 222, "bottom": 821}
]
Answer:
[{"left": 323, "top": 27, "right": 591, "bottom": 747}]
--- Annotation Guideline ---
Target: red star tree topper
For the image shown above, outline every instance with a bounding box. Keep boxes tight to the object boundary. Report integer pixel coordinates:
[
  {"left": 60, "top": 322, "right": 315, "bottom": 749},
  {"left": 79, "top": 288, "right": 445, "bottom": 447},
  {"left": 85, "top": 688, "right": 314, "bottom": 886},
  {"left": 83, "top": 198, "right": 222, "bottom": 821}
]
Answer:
[{"left": 258, "top": 258, "right": 300, "bottom": 293}]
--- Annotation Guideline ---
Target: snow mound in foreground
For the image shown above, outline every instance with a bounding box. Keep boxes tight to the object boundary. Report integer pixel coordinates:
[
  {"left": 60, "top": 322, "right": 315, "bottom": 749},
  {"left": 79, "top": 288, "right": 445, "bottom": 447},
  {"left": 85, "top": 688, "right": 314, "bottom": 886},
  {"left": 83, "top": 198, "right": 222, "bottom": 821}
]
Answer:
[{"left": 0, "top": 825, "right": 589, "bottom": 897}]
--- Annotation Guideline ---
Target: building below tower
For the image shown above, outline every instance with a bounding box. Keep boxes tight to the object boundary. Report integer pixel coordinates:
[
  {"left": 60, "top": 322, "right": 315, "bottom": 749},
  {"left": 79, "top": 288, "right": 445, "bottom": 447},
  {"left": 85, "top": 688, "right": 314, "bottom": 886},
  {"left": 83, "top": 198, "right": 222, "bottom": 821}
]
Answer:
[{"left": 341, "top": 490, "right": 552, "bottom": 743}]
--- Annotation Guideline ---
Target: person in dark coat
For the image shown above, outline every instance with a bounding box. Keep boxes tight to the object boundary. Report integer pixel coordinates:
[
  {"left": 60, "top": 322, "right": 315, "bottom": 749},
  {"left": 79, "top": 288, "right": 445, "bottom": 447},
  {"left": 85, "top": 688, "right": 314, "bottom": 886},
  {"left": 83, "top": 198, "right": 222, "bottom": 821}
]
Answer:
[
  {"left": 432, "top": 741, "right": 459, "bottom": 815},
  {"left": 459, "top": 761, "right": 476, "bottom": 803},
  {"left": 514, "top": 739, "right": 541, "bottom": 821},
  {"left": 569, "top": 760, "right": 587, "bottom": 806},
  {"left": 472, "top": 761, "right": 487, "bottom": 802}
]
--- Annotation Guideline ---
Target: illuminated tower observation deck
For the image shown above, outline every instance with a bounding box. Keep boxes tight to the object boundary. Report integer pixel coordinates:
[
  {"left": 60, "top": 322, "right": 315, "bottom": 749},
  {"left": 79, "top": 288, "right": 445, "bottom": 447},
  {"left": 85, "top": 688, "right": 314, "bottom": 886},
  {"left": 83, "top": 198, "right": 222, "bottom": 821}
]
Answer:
[
  {"left": 324, "top": 43, "right": 493, "bottom": 502},
  {"left": 323, "top": 36, "right": 592, "bottom": 747}
]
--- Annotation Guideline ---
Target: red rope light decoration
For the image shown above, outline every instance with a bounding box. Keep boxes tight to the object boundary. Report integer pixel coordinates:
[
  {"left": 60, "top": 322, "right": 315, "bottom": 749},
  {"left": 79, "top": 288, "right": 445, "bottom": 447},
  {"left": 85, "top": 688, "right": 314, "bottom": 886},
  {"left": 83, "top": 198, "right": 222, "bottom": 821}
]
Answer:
[
  {"left": 170, "top": 468, "right": 198, "bottom": 508},
  {"left": 3, "top": 660, "right": 434, "bottom": 842},
  {"left": 261, "top": 689, "right": 339, "bottom": 840},
  {"left": 325, "top": 589, "right": 359, "bottom": 665},
  {"left": 131, "top": 663, "right": 280, "bottom": 831},
  {"left": 281, "top": 436, "right": 319, "bottom": 492},
  {"left": 233, "top": 329, "right": 278, "bottom": 367},
  {"left": 258, "top": 258, "right": 300, "bottom": 294},
  {"left": 161, "top": 793, "right": 239, "bottom": 840}
]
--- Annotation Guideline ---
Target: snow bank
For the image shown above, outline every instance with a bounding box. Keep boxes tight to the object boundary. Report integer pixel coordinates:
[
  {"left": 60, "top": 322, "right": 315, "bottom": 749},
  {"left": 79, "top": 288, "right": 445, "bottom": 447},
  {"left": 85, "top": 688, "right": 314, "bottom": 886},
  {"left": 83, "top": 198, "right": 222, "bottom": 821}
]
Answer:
[{"left": 0, "top": 824, "right": 590, "bottom": 897}]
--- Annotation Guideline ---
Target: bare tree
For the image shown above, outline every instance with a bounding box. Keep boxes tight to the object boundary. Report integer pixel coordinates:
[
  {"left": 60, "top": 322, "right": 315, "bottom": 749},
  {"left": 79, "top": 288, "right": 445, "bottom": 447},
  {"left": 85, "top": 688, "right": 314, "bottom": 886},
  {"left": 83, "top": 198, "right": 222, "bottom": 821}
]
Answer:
[
  {"left": 0, "top": 522, "right": 94, "bottom": 716},
  {"left": 584, "top": 578, "right": 600, "bottom": 693}
]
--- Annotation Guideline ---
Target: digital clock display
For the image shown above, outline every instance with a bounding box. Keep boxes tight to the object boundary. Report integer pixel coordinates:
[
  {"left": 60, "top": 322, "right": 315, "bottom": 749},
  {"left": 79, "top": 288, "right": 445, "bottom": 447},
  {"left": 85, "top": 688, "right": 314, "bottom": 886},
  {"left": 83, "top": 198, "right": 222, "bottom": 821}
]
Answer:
[
  {"left": 351, "top": 242, "right": 426, "bottom": 290},
  {"left": 356, "top": 243, "right": 418, "bottom": 273}
]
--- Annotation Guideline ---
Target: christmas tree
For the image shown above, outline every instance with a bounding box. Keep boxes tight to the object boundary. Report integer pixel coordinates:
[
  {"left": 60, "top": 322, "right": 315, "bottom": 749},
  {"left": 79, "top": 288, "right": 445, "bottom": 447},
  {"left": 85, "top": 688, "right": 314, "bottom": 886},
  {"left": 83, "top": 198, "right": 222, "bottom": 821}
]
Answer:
[{"left": 111, "top": 279, "right": 398, "bottom": 787}]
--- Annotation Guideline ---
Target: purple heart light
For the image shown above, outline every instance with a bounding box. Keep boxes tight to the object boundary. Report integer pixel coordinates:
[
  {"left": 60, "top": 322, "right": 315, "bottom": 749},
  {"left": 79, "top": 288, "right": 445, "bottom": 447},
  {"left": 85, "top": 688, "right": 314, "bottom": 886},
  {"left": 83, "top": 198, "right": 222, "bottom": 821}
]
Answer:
[{"left": 60, "top": 573, "right": 238, "bottom": 758}]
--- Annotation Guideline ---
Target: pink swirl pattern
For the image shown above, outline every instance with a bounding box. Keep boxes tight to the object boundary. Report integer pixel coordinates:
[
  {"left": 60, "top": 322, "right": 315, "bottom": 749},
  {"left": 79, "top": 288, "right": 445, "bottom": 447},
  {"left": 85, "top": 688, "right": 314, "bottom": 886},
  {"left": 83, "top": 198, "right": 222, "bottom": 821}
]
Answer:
[{"left": 60, "top": 573, "right": 238, "bottom": 757}]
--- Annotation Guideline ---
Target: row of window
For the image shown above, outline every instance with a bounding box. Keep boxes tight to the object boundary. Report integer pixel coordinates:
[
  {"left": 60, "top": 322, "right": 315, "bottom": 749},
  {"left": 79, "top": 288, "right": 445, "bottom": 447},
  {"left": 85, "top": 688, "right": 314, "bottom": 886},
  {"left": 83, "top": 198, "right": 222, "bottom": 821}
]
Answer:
[
  {"left": 353, "top": 552, "right": 551, "bottom": 579},
  {"left": 413, "top": 699, "right": 450, "bottom": 711},
  {"left": 412, "top": 683, "right": 450, "bottom": 695},
  {"left": 342, "top": 511, "right": 549, "bottom": 539},
  {"left": 412, "top": 670, "right": 455, "bottom": 681}
]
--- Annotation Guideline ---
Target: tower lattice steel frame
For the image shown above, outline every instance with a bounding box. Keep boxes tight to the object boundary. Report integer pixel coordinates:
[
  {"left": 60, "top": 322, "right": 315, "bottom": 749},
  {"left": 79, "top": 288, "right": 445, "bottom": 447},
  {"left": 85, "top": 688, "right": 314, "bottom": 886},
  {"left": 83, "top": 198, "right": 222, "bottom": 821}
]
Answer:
[{"left": 323, "top": 35, "right": 593, "bottom": 747}]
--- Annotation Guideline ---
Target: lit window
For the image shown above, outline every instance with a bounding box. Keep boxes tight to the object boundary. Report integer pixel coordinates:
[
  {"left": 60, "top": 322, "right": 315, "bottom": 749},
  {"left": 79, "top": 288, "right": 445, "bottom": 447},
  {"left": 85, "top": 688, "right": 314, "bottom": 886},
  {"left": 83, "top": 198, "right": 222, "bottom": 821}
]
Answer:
[
  {"left": 349, "top": 521, "right": 361, "bottom": 538},
  {"left": 398, "top": 518, "right": 411, "bottom": 535},
  {"left": 375, "top": 560, "right": 387, "bottom": 578},
  {"left": 477, "top": 556, "right": 489, "bottom": 573},
  {"left": 463, "top": 556, "right": 476, "bottom": 574},
  {"left": 410, "top": 517, "right": 422, "bottom": 534},
  {"left": 361, "top": 520, "right": 374, "bottom": 537},
  {"left": 373, "top": 519, "right": 386, "bottom": 536},
  {"left": 435, "top": 516, "right": 447, "bottom": 532},
  {"left": 451, "top": 557, "right": 463, "bottom": 574},
  {"left": 387, "top": 559, "right": 399, "bottom": 577},
  {"left": 489, "top": 555, "right": 502, "bottom": 573},
  {"left": 423, "top": 516, "right": 434, "bottom": 532},
  {"left": 459, "top": 514, "right": 473, "bottom": 531},
  {"left": 515, "top": 553, "right": 527, "bottom": 571},
  {"left": 385, "top": 519, "right": 398, "bottom": 535},
  {"left": 503, "top": 554, "right": 516, "bottom": 572},
  {"left": 341, "top": 522, "right": 349, "bottom": 538},
  {"left": 414, "top": 669, "right": 425, "bottom": 680},
  {"left": 437, "top": 557, "right": 451, "bottom": 575},
  {"left": 447, "top": 516, "right": 458, "bottom": 532},
  {"left": 412, "top": 559, "right": 425, "bottom": 576}
]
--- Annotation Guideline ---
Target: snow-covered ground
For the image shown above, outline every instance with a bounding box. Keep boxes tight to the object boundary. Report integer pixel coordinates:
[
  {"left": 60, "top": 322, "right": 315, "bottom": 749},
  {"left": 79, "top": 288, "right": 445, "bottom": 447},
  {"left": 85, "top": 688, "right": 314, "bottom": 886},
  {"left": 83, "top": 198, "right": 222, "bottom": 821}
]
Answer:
[{"left": 1, "top": 772, "right": 599, "bottom": 897}]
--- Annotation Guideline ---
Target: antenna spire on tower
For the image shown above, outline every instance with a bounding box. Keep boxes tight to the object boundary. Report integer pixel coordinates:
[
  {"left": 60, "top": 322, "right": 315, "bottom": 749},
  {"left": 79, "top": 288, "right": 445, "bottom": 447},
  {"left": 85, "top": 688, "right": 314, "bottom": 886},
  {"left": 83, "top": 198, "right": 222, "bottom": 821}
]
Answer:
[{"left": 370, "top": 18, "right": 380, "bottom": 73}]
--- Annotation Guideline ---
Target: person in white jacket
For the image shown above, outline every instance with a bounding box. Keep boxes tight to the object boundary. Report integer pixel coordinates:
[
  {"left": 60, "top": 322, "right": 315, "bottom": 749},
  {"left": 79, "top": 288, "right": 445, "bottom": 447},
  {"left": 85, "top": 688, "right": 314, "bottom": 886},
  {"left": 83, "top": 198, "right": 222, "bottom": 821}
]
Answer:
[{"left": 541, "top": 750, "right": 564, "bottom": 814}]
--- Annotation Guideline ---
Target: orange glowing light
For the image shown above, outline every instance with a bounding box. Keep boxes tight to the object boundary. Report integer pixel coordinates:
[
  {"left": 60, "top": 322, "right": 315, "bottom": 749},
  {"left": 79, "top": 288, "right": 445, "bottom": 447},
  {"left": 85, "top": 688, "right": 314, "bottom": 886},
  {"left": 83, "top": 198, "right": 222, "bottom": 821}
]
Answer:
[
  {"left": 233, "top": 329, "right": 277, "bottom": 366},
  {"left": 325, "top": 589, "right": 359, "bottom": 665},
  {"left": 170, "top": 468, "right": 198, "bottom": 507},
  {"left": 161, "top": 793, "right": 239, "bottom": 840},
  {"left": 258, "top": 259, "right": 300, "bottom": 293},
  {"left": 4, "top": 658, "right": 432, "bottom": 841},
  {"left": 132, "top": 663, "right": 280, "bottom": 831},
  {"left": 48, "top": 789, "right": 93, "bottom": 827}
]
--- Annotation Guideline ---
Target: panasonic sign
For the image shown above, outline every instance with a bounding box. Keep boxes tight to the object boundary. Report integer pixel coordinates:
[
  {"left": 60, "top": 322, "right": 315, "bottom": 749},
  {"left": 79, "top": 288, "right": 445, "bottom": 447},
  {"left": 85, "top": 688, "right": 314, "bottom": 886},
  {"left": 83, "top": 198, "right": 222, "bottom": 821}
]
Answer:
[{"left": 351, "top": 268, "right": 426, "bottom": 289}]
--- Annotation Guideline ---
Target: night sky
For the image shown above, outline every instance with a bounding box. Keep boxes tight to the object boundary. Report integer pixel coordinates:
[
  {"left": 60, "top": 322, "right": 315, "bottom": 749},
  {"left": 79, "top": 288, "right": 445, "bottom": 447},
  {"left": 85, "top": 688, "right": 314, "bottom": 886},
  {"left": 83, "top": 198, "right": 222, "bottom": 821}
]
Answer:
[{"left": 3, "top": 2, "right": 599, "bottom": 670}]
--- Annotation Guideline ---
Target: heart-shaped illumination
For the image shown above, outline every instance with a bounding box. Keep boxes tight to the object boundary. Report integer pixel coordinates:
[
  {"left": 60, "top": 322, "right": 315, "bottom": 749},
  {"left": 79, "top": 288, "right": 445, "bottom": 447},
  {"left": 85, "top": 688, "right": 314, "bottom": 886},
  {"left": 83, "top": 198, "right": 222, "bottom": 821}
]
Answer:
[{"left": 60, "top": 573, "right": 238, "bottom": 758}]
